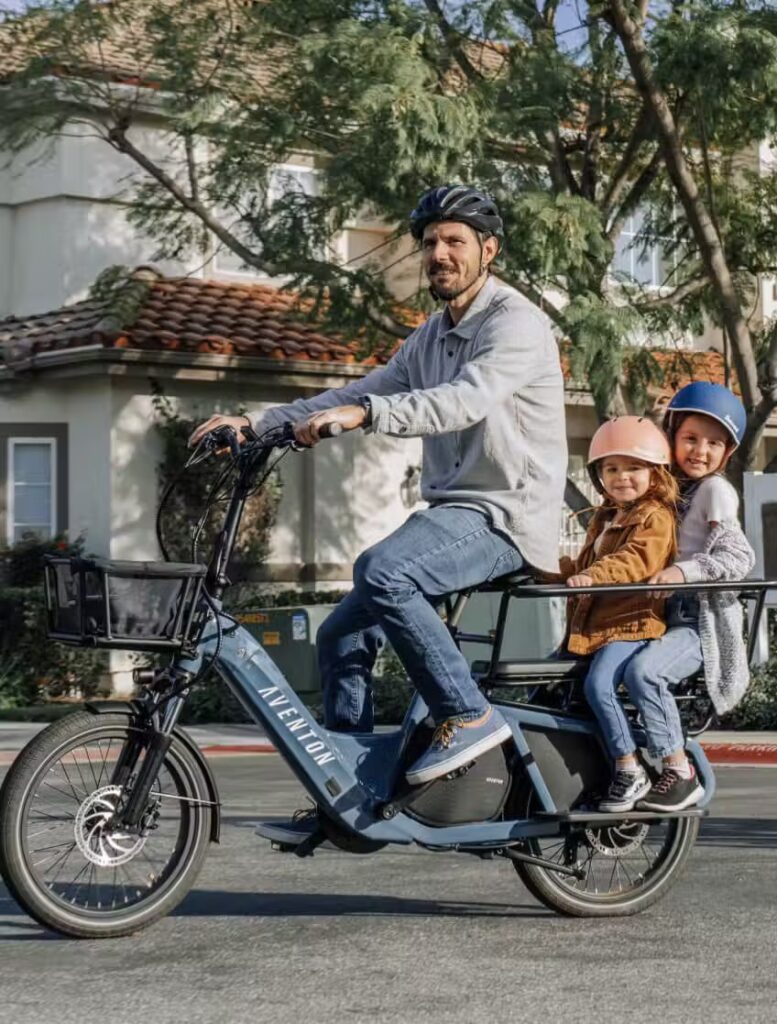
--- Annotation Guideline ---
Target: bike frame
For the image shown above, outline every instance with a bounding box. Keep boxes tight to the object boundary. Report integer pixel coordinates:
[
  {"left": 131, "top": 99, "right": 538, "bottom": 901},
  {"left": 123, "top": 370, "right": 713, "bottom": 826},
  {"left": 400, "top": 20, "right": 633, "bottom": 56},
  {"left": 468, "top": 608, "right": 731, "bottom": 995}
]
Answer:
[{"left": 141, "top": 434, "right": 773, "bottom": 850}]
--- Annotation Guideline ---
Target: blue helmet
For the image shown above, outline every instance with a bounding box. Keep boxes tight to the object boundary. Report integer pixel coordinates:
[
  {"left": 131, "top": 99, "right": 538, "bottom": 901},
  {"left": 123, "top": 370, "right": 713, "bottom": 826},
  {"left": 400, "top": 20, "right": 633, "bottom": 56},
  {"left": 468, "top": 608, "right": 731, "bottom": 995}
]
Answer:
[{"left": 663, "top": 381, "right": 746, "bottom": 449}]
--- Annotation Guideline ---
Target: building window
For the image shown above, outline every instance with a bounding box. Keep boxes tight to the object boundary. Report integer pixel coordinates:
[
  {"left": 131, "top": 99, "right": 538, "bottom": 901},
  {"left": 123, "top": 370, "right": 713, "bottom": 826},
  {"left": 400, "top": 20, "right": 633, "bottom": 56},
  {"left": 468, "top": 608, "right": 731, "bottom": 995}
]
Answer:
[
  {"left": 612, "top": 209, "right": 676, "bottom": 290},
  {"left": 213, "top": 164, "right": 320, "bottom": 277},
  {"left": 7, "top": 438, "right": 56, "bottom": 544}
]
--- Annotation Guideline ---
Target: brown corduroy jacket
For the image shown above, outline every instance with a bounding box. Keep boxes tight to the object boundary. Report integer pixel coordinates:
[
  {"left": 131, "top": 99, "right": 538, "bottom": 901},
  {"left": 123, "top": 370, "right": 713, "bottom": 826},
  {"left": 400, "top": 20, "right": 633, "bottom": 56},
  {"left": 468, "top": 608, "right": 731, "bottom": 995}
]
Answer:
[{"left": 555, "top": 498, "right": 677, "bottom": 656}]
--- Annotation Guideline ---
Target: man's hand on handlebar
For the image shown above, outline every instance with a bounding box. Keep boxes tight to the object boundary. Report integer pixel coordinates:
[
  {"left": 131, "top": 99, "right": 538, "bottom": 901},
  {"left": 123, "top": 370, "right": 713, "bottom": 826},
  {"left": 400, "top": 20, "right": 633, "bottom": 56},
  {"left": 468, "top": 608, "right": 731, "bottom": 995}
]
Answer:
[
  {"left": 292, "top": 405, "right": 366, "bottom": 446},
  {"left": 188, "top": 415, "right": 252, "bottom": 451}
]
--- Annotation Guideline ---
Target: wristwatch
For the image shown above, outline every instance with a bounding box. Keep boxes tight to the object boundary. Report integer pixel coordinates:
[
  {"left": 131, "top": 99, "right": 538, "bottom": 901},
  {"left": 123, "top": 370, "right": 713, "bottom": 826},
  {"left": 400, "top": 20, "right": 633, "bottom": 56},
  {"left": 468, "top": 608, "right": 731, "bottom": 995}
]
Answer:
[{"left": 357, "top": 395, "right": 373, "bottom": 428}]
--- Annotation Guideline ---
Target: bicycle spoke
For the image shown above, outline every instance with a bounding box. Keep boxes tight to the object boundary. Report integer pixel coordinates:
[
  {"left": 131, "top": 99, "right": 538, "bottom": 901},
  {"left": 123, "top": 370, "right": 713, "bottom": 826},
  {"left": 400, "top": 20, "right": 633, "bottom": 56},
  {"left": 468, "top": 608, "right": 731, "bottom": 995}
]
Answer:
[{"left": 20, "top": 729, "right": 193, "bottom": 914}]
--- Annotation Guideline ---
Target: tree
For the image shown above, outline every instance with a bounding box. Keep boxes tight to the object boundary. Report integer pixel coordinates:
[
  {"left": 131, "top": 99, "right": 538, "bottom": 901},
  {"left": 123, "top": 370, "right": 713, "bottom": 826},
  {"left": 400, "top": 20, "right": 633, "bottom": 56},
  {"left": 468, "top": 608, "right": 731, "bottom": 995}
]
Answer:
[
  {"left": 603, "top": 0, "right": 777, "bottom": 482},
  {"left": 2, "top": 0, "right": 777, "bottom": 474}
]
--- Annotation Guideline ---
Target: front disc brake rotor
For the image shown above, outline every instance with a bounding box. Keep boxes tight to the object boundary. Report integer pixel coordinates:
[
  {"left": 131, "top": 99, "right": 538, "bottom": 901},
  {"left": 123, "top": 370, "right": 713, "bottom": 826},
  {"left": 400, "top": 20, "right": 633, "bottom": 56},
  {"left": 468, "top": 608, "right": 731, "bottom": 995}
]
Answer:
[{"left": 74, "top": 785, "right": 148, "bottom": 867}]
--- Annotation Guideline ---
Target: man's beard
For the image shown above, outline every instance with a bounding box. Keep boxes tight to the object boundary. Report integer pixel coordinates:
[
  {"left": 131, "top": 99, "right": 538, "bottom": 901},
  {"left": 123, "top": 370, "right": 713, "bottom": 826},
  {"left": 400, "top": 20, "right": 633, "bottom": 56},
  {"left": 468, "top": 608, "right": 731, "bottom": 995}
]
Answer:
[{"left": 428, "top": 264, "right": 480, "bottom": 301}]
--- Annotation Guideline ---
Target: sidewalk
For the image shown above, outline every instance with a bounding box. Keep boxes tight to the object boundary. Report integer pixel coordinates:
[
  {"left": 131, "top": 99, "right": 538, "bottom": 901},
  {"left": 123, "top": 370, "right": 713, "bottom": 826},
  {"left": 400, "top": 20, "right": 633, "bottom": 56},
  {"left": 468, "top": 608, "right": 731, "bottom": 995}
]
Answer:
[
  {"left": 1, "top": 722, "right": 777, "bottom": 766},
  {"left": 0, "top": 722, "right": 274, "bottom": 765}
]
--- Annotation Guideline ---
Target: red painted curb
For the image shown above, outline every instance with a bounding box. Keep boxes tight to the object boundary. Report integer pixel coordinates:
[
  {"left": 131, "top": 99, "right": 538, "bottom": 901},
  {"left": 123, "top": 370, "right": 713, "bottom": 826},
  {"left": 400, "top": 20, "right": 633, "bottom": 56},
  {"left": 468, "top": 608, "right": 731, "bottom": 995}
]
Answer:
[
  {"left": 700, "top": 743, "right": 777, "bottom": 766},
  {"left": 199, "top": 743, "right": 276, "bottom": 757}
]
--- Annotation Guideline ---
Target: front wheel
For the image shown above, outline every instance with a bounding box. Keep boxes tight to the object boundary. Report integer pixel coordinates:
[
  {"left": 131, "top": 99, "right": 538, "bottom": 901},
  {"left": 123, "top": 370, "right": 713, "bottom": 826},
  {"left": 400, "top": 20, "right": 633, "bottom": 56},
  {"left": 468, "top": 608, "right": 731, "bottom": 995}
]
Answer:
[
  {"left": 508, "top": 779, "right": 699, "bottom": 917},
  {"left": 0, "top": 711, "right": 213, "bottom": 938}
]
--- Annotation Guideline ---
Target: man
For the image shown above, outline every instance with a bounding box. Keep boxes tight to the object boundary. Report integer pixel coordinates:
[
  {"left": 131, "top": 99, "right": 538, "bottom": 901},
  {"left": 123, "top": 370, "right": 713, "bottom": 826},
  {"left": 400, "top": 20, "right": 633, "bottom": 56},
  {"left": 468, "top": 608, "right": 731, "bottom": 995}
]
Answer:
[{"left": 192, "top": 184, "right": 567, "bottom": 792}]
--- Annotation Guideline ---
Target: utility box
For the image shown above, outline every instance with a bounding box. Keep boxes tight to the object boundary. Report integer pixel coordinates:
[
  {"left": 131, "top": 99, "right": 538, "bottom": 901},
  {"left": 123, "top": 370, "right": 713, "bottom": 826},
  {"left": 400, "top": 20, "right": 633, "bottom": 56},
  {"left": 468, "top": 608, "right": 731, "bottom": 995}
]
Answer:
[
  {"left": 235, "top": 605, "right": 336, "bottom": 697},
  {"left": 456, "top": 591, "right": 567, "bottom": 665},
  {"left": 743, "top": 472, "right": 777, "bottom": 664}
]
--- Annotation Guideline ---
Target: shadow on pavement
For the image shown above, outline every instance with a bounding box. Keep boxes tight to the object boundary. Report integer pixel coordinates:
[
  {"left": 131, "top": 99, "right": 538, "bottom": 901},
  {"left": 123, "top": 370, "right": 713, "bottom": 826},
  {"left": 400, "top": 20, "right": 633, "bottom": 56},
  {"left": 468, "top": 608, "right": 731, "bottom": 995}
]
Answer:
[
  {"left": 699, "top": 817, "right": 777, "bottom": 848},
  {"left": 173, "top": 890, "right": 548, "bottom": 919}
]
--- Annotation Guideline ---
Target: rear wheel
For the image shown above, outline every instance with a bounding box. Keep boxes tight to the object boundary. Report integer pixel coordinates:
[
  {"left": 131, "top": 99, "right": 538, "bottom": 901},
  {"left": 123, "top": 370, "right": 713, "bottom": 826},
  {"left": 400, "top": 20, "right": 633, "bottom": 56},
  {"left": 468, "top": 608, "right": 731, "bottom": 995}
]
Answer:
[
  {"left": 508, "top": 779, "right": 699, "bottom": 917},
  {"left": 0, "top": 711, "right": 213, "bottom": 938}
]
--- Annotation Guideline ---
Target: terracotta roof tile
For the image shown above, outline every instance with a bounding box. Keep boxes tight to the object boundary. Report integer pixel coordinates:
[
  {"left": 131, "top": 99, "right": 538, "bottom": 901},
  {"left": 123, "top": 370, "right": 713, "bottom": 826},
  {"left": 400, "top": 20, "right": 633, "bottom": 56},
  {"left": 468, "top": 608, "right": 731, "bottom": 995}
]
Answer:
[
  {"left": 0, "top": 268, "right": 741, "bottom": 409},
  {"left": 0, "top": 269, "right": 381, "bottom": 367}
]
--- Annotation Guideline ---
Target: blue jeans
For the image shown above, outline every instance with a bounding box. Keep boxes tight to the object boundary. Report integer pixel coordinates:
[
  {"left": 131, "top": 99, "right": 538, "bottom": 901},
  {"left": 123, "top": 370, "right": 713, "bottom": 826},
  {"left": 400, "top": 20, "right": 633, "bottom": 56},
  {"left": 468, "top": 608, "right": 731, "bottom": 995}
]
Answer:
[
  {"left": 623, "top": 615, "right": 703, "bottom": 759},
  {"left": 318, "top": 506, "right": 523, "bottom": 731},
  {"left": 584, "top": 600, "right": 704, "bottom": 760},
  {"left": 583, "top": 641, "right": 646, "bottom": 761}
]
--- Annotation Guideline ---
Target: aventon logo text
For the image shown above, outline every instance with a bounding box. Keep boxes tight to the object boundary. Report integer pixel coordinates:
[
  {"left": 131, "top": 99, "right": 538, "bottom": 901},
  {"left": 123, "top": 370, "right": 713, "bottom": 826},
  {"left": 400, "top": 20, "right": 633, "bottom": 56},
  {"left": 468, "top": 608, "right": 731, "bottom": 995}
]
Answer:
[{"left": 256, "top": 686, "right": 336, "bottom": 766}]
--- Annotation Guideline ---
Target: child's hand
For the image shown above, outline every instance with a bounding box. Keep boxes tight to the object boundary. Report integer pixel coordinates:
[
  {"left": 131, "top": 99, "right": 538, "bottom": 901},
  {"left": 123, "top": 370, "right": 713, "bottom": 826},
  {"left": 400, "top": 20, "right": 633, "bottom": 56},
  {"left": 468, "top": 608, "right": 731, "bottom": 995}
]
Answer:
[
  {"left": 648, "top": 564, "right": 685, "bottom": 598},
  {"left": 648, "top": 565, "right": 685, "bottom": 586},
  {"left": 567, "top": 573, "right": 594, "bottom": 588}
]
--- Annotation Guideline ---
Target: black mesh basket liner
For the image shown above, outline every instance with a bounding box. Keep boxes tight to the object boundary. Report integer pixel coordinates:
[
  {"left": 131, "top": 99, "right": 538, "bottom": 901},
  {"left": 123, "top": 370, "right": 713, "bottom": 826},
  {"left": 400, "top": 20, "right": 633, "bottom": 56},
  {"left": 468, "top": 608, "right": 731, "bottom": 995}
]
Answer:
[{"left": 44, "top": 557, "right": 207, "bottom": 652}]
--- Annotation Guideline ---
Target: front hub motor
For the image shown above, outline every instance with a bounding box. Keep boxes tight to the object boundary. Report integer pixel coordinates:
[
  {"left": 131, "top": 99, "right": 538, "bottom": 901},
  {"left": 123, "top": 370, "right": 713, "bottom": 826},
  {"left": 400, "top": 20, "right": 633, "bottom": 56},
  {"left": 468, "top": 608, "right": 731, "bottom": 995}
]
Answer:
[{"left": 74, "top": 785, "right": 149, "bottom": 867}]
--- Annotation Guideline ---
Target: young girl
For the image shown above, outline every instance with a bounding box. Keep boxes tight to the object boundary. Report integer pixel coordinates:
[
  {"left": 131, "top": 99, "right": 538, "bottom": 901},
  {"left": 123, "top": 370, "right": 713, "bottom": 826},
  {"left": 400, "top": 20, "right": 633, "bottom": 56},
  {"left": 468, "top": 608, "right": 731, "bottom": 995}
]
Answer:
[
  {"left": 623, "top": 382, "right": 755, "bottom": 812},
  {"left": 554, "top": 417, "right": 679, "bottom": 813}
]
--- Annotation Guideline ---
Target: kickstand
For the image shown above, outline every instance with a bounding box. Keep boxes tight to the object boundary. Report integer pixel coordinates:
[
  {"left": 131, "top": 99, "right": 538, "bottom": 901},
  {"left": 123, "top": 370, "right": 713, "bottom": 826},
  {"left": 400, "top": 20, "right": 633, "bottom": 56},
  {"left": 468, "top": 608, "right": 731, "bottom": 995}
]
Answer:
[{"left": 293, "top": 827, "right": 327, "bottom": 858}]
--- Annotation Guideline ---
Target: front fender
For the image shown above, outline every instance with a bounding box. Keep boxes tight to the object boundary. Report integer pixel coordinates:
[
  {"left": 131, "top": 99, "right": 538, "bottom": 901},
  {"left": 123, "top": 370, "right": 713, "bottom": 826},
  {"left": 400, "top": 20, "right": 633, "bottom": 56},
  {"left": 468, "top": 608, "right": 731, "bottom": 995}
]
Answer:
[{"left": 84, "top": 700, "right": 221, "bottom": 843}]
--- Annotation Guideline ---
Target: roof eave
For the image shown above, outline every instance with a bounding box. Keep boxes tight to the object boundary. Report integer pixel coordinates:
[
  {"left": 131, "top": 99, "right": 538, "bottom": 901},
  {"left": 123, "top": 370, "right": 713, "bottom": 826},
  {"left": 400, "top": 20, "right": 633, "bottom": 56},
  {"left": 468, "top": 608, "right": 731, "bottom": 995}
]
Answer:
[{"left": 0, "top": 344, "right": 372, "bottom": 388}]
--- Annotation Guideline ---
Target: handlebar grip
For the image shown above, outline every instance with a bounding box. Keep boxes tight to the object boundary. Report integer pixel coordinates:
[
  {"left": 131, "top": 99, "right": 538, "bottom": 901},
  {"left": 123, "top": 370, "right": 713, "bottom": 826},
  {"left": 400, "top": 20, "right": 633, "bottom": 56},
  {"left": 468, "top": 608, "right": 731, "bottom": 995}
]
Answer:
[{"left": 318, "top": 422, "right": 344, "bottom": 439}]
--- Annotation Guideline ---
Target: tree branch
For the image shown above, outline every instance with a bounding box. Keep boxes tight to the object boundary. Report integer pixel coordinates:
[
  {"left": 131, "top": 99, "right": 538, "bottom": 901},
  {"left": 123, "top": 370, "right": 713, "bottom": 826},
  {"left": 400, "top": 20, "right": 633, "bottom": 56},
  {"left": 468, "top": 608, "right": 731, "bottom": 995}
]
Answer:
[
  {"left": 422, "top": 0, "right": 483, "bottom": 84},
  {"left": 106, "top": 124, "right": 413, "bottom": 339},
  {"left": 607, "top": 0, "right": 767, "bottom": 467},
  {"left": 634, "top": 275, "right": 708, "bottom": 309},
  {"left": 602, "top": 102, "right": 655, "bottom": 216},
  {"left": 606, "top": 146, "right": 662, "bottom": 243}
]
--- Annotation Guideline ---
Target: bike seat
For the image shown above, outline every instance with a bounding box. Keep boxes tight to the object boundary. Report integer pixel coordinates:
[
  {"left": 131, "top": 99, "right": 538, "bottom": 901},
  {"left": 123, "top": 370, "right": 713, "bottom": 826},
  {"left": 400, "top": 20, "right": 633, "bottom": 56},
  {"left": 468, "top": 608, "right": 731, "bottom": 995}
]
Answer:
[
  {"left": 472, "top": 658, "right": 587, "bottom": 682},
  {"left": 475, "top": 570, "right": 539, "bottom": 592}
]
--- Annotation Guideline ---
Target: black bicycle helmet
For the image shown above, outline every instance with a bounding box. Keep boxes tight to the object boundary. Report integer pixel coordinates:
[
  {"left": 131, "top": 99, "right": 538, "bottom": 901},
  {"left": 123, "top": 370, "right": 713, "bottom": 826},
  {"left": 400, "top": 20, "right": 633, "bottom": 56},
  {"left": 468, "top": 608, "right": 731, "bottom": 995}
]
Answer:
[{"left": 409, "top": 184, "right": 503, "bottom": 243}]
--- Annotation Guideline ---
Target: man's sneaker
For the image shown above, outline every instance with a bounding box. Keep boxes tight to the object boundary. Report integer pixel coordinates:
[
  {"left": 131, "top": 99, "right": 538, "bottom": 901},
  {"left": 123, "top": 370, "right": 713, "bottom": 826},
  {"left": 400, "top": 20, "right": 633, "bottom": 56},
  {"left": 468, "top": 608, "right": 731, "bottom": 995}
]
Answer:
[
  {"left": 636, "top": 766, "right": 704, "bottom": 812},
  {"left": 405, "top": 707, "right": 512, "bottom": 786},
  {"left": 254, "top": 807, "right": 319, "bottom": 847},
  {"left": 598, "top": 769, "right": 651, "bottom": 813}
]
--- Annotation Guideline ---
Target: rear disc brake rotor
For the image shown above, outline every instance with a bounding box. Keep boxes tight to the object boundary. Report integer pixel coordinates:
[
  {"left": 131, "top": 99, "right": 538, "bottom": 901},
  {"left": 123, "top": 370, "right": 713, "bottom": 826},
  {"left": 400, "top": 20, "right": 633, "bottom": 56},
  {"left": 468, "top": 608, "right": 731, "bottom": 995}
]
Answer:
[{"left": 584, "top": 821, "right": 650, "bottom": 857}]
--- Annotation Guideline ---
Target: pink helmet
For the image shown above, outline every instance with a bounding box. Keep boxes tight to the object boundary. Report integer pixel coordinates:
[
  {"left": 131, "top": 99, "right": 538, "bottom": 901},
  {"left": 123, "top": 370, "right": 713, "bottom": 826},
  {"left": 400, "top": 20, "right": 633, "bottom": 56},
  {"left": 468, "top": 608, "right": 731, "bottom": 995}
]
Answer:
[{"left": 587, "top": 416, "right": 671, "bottom": 493}]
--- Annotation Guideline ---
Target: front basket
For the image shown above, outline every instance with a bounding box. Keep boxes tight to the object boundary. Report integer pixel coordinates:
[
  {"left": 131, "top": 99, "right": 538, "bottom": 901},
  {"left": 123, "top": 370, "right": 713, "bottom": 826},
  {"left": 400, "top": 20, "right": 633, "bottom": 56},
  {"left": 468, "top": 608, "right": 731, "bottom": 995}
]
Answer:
[{"left": 44, "top": 556, "right": 207, "bottom": 652}]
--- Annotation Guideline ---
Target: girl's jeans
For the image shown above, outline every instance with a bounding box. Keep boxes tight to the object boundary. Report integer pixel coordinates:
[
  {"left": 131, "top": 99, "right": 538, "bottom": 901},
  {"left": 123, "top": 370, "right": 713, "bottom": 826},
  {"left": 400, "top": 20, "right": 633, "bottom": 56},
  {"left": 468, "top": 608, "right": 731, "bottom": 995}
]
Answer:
[
  {"left": 584, "top": 598, "right": 703, "bottom": 760},
  {"left": 318, "top": 505, "right": 524, "bottom": 732}
]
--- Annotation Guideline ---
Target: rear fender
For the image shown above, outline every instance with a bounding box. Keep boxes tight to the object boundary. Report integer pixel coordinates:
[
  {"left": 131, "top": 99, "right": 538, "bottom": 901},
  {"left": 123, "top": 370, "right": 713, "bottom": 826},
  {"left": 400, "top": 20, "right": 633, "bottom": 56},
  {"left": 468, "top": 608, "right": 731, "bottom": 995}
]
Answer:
[{"left": 84, "top": 700, "right": 221, "bottom": 843}]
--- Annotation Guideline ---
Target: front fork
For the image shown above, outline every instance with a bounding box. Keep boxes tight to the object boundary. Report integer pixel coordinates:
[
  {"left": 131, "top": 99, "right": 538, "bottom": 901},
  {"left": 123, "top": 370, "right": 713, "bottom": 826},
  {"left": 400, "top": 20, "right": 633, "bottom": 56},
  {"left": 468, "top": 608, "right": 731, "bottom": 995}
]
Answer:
[{"left": 110, "top": 671, "right": 191, "bottom": 829}]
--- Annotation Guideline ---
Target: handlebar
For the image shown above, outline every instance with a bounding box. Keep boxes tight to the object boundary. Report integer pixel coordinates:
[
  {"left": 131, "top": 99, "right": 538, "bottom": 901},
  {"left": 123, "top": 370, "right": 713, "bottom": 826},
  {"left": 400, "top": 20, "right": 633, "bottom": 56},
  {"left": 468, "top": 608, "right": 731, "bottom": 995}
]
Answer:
[{"left": 200, "top": 419, "right": 343, "bottom": 457}]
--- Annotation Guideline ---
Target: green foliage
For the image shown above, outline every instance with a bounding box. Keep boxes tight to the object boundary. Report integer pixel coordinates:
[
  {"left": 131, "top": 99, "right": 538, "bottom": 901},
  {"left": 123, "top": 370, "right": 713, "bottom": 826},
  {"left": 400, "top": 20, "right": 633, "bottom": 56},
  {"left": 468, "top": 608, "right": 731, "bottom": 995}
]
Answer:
[
  {"left": 725, "top": 661, "right": 777, "bottom": 730},
  {"left": 3, "top": 1, "right": 777, "bottom": 420},
  {"left": 151, "top": 384, "right": 282, "bottom": 574},
  {"left": 725, "top": 610, "right": 777, "bottom": 730},
  {"left": 0, "top": 535, "right": 106, "bottom": 708}
]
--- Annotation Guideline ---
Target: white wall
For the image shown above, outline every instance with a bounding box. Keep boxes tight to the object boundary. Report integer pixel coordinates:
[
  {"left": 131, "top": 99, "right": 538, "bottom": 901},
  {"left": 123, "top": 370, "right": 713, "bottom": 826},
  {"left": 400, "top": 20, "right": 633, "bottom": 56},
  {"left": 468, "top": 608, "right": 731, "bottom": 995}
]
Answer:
[
  {"left": 109, "top": 380, "right": 424, "bottom": 580},
  {"left": 0, "top": 120, "right": 424, "bottom": 319}
]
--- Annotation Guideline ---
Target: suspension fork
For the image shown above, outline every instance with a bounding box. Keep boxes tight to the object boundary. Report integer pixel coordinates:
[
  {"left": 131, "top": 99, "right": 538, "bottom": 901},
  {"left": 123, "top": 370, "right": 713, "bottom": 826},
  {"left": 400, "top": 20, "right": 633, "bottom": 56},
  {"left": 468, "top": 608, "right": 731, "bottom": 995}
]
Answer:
[{"left": 117, "top": 693, "right": 188, "bottom": 829}]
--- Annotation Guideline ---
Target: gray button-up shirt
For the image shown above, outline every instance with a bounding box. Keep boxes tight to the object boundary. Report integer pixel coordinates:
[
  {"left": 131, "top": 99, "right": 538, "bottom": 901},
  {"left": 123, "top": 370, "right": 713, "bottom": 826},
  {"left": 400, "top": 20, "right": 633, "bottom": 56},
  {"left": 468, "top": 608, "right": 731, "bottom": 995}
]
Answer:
[{"left": 250, "top": 277, "right": 568, "bottom": 571}]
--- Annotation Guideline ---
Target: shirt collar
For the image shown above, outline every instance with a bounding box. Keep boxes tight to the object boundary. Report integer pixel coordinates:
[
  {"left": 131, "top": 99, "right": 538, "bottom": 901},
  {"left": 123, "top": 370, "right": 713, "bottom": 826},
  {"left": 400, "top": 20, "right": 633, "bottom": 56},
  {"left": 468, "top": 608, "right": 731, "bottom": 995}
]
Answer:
[{"left": 438, "top": 276, "right": 498, "bottom": 341}]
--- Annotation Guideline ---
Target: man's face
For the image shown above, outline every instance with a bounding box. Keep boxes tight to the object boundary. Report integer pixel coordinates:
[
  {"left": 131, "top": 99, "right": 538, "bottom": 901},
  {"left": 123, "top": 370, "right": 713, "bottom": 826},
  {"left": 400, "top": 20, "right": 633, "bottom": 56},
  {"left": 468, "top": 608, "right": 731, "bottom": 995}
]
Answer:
[{"left": 421, "top": 221, "right": 496, "bottom": 300}]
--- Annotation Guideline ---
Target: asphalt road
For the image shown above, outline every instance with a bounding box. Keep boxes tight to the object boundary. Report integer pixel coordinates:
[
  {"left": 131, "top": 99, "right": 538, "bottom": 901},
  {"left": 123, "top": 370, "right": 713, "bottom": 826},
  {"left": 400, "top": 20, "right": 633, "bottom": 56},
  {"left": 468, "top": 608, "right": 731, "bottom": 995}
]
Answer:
[{"left": 2, "top": 755, "right": 777, "bottom": 1024}]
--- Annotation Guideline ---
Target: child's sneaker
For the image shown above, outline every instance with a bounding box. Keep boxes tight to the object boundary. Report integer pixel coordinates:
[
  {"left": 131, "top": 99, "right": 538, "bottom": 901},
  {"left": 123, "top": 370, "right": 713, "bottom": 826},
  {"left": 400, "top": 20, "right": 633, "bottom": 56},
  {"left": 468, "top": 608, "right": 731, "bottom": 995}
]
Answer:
[
  {"left": 637, "top": 766, "right": 703, "bottom": 812},
  {"left": 598, "top": 768, "right": 651, "bottom": 813}
]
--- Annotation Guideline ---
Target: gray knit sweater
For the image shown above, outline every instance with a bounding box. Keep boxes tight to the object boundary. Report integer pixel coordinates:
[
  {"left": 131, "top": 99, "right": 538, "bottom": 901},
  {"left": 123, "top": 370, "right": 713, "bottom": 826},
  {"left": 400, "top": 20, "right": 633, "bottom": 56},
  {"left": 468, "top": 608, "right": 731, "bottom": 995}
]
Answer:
[{"left": 677, "top": 521, "right": 756, "bottom": 715}]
